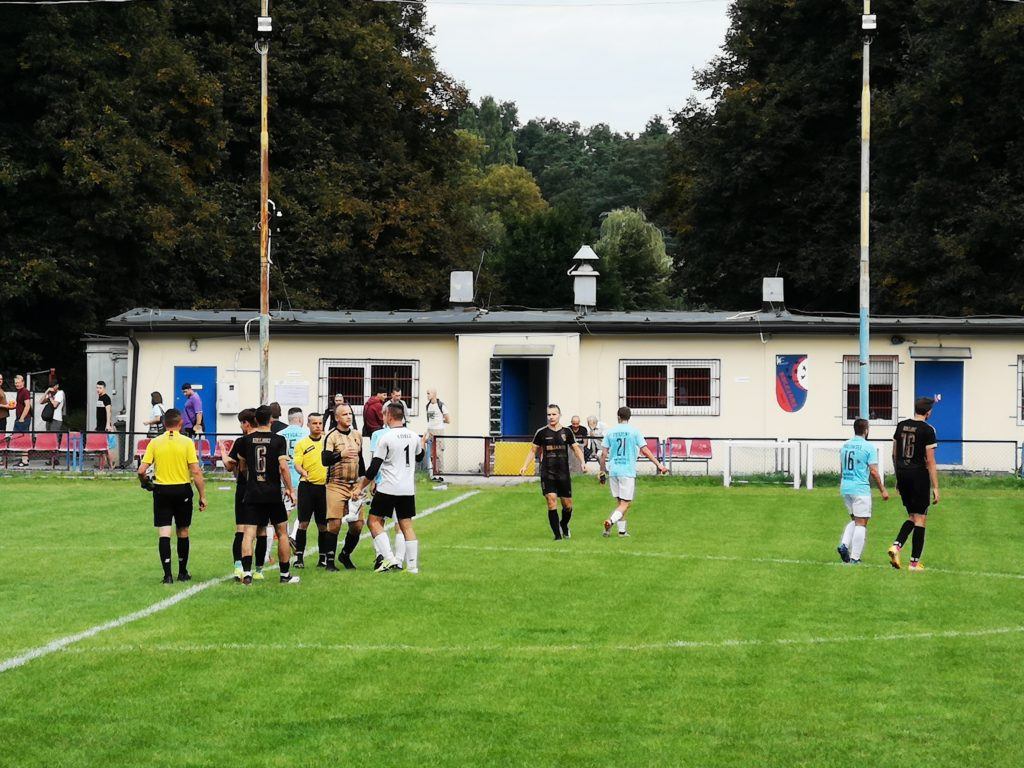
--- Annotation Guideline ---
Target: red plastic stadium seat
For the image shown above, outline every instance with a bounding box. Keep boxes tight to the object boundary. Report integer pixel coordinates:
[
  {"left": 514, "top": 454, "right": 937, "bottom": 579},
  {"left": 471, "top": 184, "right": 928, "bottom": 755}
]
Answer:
[
  {"left": 30, "top": 432, "right": 61, "bottom": 466},
  {"left": 84, "top": 432, "right": 111, "bottom": 468},
  {"left": 196, "top": 439, "right": 214, "bottom": 466},
  {"left": 666, "top": 438, "right": 688, "bottom": 459},
  {"left": 216, "top": 439, "right": 234, "bottom": 464},
  {"left": 689, "top": 439, "right": 713, "bottom": 460},
  {"left": 644, "top": 437, "right": 662, "bottom": 461},
  {"left": 3, "top": 433, "right": 32, "bottom": 467},
  {"left": 134, "top": 438, "right": 151, "bottom": 467}
]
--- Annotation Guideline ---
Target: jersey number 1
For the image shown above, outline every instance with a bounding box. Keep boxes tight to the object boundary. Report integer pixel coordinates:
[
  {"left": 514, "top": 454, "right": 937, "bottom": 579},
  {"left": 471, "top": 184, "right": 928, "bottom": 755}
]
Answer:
[{"left": 404, "top": 445, "right": 411, "bottom": 466}]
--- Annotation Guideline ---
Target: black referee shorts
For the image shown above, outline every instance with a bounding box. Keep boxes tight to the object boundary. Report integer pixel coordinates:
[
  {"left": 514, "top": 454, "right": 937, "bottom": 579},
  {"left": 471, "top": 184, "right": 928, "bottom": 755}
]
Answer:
[
  {"left": 896, "top": 470, "right": 931, "bottom": 516},
  {"left": 369, "top": 492, "right": 416, "bottom": 521},
  {"left": 297, "top": 482, "right": 327, "bottom": 527},
  {"left": 153, "top": 484, "right": 193, "bottom": 529},
  {"left": 541, "top": 475, "right": 573, "bottom": 499}
]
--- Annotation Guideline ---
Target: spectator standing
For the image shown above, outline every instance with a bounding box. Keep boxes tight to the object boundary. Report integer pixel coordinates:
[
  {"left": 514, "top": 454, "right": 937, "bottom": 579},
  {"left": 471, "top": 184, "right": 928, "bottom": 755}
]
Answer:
[
  {"left": 361, "top": 389, "right": 387, "bottom": 439},
  {"left": 180, "top": 383, "right": 204, "bottom": 438},
  {"left": 568, "top": 415, "right": 588, "bottom": 474},
  {"left": 586, "top": 415, "right": 605, "bottom": 463},
  {"left": 96, "top": 381, "right": 118, "bottom": 469},
  {"left": 41, "top": 381, "right": 66, "bottom": 432},
  {"left": 324, "top": 393, "right": 358, "bottom": 432},
  {"left": 0, "top": 373, "right": 9, "bottom": 432},
  {"left": 424, "top": 388, "right": 450, "bottom": 480},
  {"left": 144, "top": 392, "right": 167, "bottom": 437},
  {"left": 14, "top": 374, "right": 32, "bottom": 467},
  {"left": 269, "top": 401, "right": 287, "bottom": 434}
]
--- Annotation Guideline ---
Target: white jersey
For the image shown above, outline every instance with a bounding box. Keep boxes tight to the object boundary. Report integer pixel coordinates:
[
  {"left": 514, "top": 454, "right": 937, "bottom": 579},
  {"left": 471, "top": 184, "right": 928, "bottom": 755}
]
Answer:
[{"left": 373, "top": 426, "right": 421, "bottom": 496}]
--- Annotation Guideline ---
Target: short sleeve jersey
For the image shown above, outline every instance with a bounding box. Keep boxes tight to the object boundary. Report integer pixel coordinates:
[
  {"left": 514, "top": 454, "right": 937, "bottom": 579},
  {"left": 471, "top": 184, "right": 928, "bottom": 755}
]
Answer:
[
  {"left": 233, "top": 431, "right": 288, "bottom": 504},
  {"left": 532, "top": 426, "right": 576, "bottom": 481},
  {"left": 294, "top": 434, "right": 327, "bottom": 485},
  {"left": 602, "top": 424, "right": 646, "bottom": 478},
  {"left": 893, "top": 419, "right": 938, "bottom": 472},
  {"left": 279, "top": 424, "right": 310, "bottom": 489},
  {"left": 95, "top": 393, "right": 111, "bottom": 430},
  {"left": 324, "top": 428, "right": 362, "bottom": 484},
  {"left": 142, "top": 430, "right": 198, "bottom": 486},
  {"left": 840, "top": 436, "right": 878, "bottom": 496},
  {"left": 373, "top": 427, "right": 421, "bottom": 496},
  {"left": 369, "top": 425, "right": 391, "bottom": 484},
  {"left": 425, "top": 400, "right": 449, "bottom": 431},
  {"left": 182, "top": 393, "right": 202, "bottom": 429}
]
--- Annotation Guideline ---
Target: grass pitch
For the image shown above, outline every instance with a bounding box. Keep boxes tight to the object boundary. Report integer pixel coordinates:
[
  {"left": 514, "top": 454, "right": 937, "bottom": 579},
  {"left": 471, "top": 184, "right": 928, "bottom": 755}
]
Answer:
[{"left": 2, "top": 474, "right": 1024, "bottom": 767}]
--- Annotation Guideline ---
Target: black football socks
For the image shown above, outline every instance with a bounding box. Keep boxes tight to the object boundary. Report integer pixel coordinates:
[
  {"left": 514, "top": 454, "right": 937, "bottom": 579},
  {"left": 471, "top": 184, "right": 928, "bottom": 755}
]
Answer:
[
  {"left": 894, "top": 520, "right": 915, "bottom": 548},
  {"left": 295, "top": 528, "right": 307, "bottom": 557},
  {"left": 158, "top": 536, "right": 172, "bottom": 578},
  {"left": 232, "top": 532, "right": 243, "bottom": 564},
  {"left": 342, "top": 529, "right": 361, "bottom": 556},
  {"left": 547, "top": 509, "right": 561, "bottom": 539},
  {"left": 910, "top": 526, "right": 927, "bottom": 562},
  {"left": 255, "top": 536, "right": 268, "bottom": 569},
  {"left": 177, "top": 537, "right": 190, "bottom": 575}
]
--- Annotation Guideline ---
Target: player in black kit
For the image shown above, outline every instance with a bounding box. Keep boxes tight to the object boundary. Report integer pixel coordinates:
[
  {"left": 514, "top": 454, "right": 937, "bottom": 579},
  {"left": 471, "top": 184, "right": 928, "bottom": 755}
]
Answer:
[
  {"left": 519, "top": 404, "right": 587, "bottom": 540},
  {"left": 225, "top": 404, "right": 300, "bottom": 585},
  {"left": 888, "top": 397, "right": 940, "bottom": 571}
]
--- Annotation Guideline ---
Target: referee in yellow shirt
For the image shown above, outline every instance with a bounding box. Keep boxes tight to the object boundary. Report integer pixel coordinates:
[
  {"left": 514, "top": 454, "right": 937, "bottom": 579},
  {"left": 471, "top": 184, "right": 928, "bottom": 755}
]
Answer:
[
  {"left": 292, "top": 413, "right": 327, "bottom": 569},
  {"left": 138, "top": 408, "right": 207, "bottom": 584}
]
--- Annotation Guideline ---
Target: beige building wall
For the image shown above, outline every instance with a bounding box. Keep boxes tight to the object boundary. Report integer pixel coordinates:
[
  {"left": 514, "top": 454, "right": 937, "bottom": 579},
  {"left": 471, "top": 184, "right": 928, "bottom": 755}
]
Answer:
[{"left": 129, "top": 330, "right": 1024, "bottom": 455}]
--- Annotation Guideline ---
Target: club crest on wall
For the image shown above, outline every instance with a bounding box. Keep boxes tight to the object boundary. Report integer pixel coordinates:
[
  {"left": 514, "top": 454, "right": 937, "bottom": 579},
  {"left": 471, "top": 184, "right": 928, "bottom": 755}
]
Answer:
[{"left": 776, "top": 355, "right": 808, "bottom": 412}]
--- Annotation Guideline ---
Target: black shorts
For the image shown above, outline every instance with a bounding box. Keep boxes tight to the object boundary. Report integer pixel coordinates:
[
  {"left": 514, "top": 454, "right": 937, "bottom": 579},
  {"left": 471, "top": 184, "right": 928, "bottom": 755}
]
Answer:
[
  {"left": 297, "top": 482, "right": 327, "bottom": 527},
  {"left": 369, "top": 492, "right": 416, "bottom": 520},
  {"left": 896, "top": 470, "right": 931, "bottom": 515},
  {"left": 541, "top": 475, "right": 572, "bottom": 499},
  {"left": 153, "top": 484, "right": 193, "bottom": 528},
  {"left": 242, "top": 500, "right": 289, "bottom": 528}
]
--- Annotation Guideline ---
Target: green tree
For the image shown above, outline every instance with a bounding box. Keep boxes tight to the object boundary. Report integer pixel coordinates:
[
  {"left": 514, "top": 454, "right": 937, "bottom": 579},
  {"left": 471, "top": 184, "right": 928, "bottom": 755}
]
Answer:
[
  {"left": 460, "top": 95, "right": 519, "bottom": 167},
  {"left": 594, "top": 208, "right": 672, "bottom": 310}
]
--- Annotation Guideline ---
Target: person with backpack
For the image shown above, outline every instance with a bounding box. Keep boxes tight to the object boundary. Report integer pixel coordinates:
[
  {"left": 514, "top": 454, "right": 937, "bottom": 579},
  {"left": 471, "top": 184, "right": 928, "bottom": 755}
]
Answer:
[
  {"left": 424, "top": 388, "right": 450, "bottom": 481},
  {"left": 40, "top": 381, "right": 66, "bottom": 432},
  {"left": 144, "top": 392, "right": 167, "bottom": 437}
]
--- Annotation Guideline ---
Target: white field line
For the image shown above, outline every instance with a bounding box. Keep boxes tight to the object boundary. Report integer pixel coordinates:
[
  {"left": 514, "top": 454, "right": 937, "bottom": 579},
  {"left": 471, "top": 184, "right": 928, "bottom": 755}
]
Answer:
[
  {"left": 436, "top": 544, "right": 1024, "bottom": 582},
  {"left": 55, "top": 624, "right": 1024, "bottom": 657},
  {"left": 0, "top": 491, "right": 479, "bottom": 675}
]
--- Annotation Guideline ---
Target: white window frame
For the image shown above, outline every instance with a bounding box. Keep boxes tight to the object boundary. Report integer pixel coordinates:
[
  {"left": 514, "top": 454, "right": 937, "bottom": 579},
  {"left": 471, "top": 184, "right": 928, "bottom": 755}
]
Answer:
[
  {"left": 842, "top": 355, "right": 899, "bottom": 426},
  {"left": 618, "top": 359, "right": 721, "bottom": 416},
  {"left": 318, "top": 358, "right": 420, "bottom": 416}
]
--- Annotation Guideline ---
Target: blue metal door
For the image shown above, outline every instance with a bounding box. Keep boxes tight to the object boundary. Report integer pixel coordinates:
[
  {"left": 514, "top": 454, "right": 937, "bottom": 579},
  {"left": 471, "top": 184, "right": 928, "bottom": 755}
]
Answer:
[
  {"left": 914, "top": 361, "right": 963, "bottom": 464},
  {"left": 501, "top": 360, "right": 529, "bottom": 436},
  {"left": 174, "top": 366, "right": 217, "bottom": 436}
]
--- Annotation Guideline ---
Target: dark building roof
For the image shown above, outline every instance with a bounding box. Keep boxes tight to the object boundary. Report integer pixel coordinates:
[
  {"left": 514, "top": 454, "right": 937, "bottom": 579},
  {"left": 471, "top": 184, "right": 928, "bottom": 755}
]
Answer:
[{"left": 106, "top": 307, "right": 1024, "bottom": 336}]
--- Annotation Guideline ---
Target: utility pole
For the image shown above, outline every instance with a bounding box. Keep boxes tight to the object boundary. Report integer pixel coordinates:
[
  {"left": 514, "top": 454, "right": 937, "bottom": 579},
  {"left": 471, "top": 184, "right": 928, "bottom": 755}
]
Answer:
[
  {"left": 257, "top": 7, "right": 273, "bottom": 406},
  {"left": 859, "top": 3, "right": 876, "bottom": 420}
]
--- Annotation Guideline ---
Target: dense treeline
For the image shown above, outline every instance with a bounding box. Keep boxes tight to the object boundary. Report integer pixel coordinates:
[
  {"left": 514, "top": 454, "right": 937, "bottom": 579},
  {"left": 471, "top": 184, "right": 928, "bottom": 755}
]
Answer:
[{"left": 1, "top": 0, "right": 1022, "bottom": 406}]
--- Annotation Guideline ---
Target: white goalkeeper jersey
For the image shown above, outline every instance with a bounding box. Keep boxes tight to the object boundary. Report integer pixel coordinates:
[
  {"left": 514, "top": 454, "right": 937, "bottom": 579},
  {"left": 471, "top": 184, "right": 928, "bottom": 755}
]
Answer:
[{"left": 373, "top": 426, "right": 421, "bottom": 496}]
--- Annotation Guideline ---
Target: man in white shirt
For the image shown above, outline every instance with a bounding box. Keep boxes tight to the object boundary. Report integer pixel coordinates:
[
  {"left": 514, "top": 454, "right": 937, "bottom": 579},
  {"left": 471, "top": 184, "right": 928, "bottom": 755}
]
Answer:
[
  {"left": 42, "top": 381, "right": 66, "bottom": 432},
  {"left": 354, "top": 402, "right": 427, "bottom": 573},
  {"left": 424, "top": 388, "right": 450, "bottom": 480}
]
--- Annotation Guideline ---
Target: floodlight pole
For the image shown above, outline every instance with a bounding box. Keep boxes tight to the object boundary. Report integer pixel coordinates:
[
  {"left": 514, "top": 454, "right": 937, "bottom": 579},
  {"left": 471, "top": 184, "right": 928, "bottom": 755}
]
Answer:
[
  {"left": 257, "top": 1, "right": 272, "bottom": 406},
  {"left": 858, "top": 2, "right": 875, "bottom": 421}
]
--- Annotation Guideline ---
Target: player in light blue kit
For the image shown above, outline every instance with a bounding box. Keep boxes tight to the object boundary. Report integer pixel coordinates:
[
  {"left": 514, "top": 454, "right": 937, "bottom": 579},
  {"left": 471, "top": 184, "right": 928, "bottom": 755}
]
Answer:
[
  {"left": 279, "top": 408, "right": 309, "bottom": 542},
  {"left": 598, "top": 406, "right": 668, "bottom": 537},
  {"left": 837, "top": 418, "right": 889, "bottom": 564}
]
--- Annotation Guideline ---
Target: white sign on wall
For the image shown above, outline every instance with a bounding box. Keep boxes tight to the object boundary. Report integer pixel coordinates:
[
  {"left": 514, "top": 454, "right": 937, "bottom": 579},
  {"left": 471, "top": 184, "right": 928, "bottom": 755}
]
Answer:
[{"left": 274, "top": 382, "right": 310, "bottom": 409}]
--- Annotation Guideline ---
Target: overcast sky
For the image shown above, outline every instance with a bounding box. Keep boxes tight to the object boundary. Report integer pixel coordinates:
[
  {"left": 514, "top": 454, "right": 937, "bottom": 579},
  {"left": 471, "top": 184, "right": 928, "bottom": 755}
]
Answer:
[{"left": 426, "top": 0, "right": 733, "bottom": 134}]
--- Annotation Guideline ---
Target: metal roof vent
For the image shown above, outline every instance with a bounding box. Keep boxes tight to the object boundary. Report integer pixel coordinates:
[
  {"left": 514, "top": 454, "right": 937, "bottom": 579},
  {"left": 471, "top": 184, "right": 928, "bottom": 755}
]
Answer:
[
  {"left": 568, "top": 245, "right": 600, "bottom": 316},
  {"left": 763, "top": 277, "right": 785, "bottom": 313},
  {"left": 450, "top": 271, "right": 474, "bottom": 309}
]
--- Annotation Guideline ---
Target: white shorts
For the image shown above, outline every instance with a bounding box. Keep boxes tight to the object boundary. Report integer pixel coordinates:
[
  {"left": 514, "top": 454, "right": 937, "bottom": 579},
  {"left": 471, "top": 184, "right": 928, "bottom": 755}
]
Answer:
[
  {"left": 842, "top": 494, "right": 872, "bottom": 519},
  {"left": 609, "top": 475, "right": 636, "bottom": 502}
]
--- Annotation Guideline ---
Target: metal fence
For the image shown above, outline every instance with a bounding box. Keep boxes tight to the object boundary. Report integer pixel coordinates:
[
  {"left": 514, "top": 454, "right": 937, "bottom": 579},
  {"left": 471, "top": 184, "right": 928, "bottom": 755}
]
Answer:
[{"left": 3, "top": 430, "right": 1022, "bottom": 480}]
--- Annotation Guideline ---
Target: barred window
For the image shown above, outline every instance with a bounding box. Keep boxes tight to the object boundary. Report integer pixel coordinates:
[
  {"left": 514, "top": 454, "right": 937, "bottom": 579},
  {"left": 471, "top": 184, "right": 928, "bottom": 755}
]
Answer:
[
  {"left": 318, "top": 359, "right": 419, "bottom": 416},
  {"left": 843, "top": 355, "right": 898, "bottom": 424},
  {"left": 620, "top": 360, "right": 721, "bottom": 416}
]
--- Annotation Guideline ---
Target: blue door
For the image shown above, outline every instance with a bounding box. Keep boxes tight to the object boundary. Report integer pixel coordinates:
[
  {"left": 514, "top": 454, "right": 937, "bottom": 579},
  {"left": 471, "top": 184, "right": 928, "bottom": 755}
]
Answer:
[
  {"left": 914, "top": 361, "right": 963, "bottom": 464},
  {"left": 174, "top": 366, "right": 217, "bottom": 436},
  {"left": 501, "top": 360, "right": 529, "bottom": 436}
]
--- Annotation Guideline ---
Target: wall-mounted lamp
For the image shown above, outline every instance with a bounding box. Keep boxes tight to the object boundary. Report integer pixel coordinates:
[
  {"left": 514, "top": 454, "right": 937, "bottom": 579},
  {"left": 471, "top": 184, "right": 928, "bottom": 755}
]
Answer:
[
  {"left": 890, "top": 335, "right": 905, "bottom": 345},
  {"left": 189, "top": 338, "right": 199, "bottom": 352}
]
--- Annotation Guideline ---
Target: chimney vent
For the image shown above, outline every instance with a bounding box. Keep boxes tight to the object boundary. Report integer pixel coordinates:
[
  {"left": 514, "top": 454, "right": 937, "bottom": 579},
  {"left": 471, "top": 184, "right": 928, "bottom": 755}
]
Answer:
[
  {"left": 450, "top": 271, "right": 474, "bottom": 308},
  {"left": 762, "top": 277, "right": 784, "bottom": 312},
  {"left": 568, "top": 245, "right": 600, "bottom": 316}
]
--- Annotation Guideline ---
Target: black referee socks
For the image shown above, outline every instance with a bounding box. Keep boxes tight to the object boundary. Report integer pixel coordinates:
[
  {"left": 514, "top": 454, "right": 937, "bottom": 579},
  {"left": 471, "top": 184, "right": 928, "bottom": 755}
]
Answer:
[
  {"left": 911, "top": 525, "right": 927, "bottom": 561},
  {"left": 176, "top": 537, "right": 190, "bottom": 573},
  {"left": 158, "top": 536, "right": 172, "bottom": 578},
  {"left": 232, "top": 532, "right": 243, "bottom": 563}
]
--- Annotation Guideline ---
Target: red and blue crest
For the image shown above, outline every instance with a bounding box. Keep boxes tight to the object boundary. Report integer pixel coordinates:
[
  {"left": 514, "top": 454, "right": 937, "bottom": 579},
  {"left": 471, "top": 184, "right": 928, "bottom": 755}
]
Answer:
[{"left": 776, "top": 355, "right": 808, "bottom": 413}]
